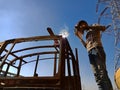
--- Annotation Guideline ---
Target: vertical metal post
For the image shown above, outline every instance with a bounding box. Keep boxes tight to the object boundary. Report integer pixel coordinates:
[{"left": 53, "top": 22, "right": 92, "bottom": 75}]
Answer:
[
  {"left": 75, "top": 48, "right": 82, "bottom": 90},
  {"left": 34, "top": 55, "right": 39, "bottom": 76},
  {"left": 67, "top": 55, "right": 71, "bottom": 76},
  {"left": 54, "top": 53, "right": 57, "bottom": 76},
  {"left": 58, "top": 38, "right": 65, "bottom": 89},
  {"left": 4, "top": 64, "right": 10, "bottom": 77},
  {"left": 17, "top": 59, "right": 22, "bottom": 76},
  {"left": 75, "top": 48, "right": 80, "bottom": 76}
]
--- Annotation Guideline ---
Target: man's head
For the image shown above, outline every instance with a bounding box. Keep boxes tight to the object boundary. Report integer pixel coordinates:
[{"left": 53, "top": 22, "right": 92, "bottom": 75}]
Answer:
[{"left": 75, "top": 20, "right": 88, "bottom": 34}]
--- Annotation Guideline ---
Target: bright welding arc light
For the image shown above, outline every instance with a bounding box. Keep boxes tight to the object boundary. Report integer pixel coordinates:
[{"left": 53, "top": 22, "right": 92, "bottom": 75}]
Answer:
[{"left": 59, "top": 30, "right": 69, "bottom": 38}]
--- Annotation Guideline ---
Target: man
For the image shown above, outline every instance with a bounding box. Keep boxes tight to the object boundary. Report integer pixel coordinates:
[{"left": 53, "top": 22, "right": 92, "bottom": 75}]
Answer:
[{"left": 74, "top": 20, "right": 113, "bottom": 90}]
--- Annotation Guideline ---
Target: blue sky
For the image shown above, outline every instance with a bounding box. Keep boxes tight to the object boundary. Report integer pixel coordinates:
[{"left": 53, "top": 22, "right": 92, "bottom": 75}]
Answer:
[{"left": 0, "top": 0, "right": 115, "bottom": 89}]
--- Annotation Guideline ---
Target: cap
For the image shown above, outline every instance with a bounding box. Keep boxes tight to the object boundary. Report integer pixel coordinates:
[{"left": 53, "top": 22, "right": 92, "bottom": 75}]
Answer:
[{"left": 77, "top": 20, "right": 88, "bottom": 27}]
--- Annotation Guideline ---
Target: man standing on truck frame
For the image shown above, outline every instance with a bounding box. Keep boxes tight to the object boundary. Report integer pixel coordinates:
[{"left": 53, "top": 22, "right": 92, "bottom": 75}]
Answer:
[{"left": 74, "top": 20, "right": 113, "bottom": 90}]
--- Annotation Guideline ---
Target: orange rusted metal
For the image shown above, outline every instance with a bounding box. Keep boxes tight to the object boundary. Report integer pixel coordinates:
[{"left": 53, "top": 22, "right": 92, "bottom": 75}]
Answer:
[{"left": 0, "top": 28, "right": 81, "bottom": 90}]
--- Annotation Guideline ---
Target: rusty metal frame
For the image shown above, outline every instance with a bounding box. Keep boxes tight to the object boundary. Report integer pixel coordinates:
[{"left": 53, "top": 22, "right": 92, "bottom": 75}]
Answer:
[{"left": 0, "top": 30, "right": 81, "bottom": 90}]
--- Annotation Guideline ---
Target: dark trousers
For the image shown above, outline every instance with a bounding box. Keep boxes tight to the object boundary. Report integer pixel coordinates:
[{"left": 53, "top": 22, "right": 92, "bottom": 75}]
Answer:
[{"left": 88, "top": 46, "right": 113, "bottom": 90}]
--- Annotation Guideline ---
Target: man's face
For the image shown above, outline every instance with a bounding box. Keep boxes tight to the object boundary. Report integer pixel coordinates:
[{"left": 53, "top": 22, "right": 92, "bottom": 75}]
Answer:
[
  {"left": 75, "top": 25, "right": 84, "bottom": 31},
  {"left": 80, "top": 22, "right": 88, "bottom": 29}
]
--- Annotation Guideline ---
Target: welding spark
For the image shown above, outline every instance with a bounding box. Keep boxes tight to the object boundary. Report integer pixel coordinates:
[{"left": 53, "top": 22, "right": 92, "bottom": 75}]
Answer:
[{"left": 59, "top": 29, "right": 69, "bottom": 38}]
